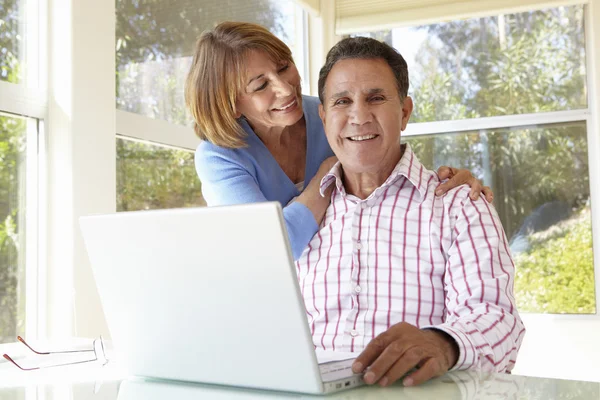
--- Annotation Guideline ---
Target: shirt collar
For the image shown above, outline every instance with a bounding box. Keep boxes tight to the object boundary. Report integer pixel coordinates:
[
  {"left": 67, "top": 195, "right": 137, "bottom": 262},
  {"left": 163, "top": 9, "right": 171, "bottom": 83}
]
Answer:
[{"left": 319, "top": 143, "right": 429, "bottom": 199}]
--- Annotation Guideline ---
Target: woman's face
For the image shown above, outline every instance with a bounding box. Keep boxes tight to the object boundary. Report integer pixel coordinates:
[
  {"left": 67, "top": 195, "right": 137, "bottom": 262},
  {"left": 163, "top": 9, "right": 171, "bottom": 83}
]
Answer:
[{"left": 235, "top": 50, "right": 303, "bottom": 132}]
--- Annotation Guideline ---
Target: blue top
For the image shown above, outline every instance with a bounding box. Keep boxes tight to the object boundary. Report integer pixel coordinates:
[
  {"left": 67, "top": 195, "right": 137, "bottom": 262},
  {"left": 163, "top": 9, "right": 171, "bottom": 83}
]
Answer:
[{"left": 195, "top": 95, "right": 334, "bottom": 260}]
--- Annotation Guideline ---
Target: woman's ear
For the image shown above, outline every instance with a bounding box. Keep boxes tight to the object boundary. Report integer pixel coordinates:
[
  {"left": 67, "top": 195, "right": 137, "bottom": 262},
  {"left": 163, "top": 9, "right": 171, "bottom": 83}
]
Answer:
[{"left": 233, "top": 104, "right": 242, "bottom": 119}]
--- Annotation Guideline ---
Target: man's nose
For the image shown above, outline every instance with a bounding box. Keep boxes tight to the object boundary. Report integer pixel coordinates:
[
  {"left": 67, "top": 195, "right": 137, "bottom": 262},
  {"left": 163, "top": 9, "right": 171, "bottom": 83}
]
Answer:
[{"left": 349, "top": 103, "right": 373, "bottom": 125}]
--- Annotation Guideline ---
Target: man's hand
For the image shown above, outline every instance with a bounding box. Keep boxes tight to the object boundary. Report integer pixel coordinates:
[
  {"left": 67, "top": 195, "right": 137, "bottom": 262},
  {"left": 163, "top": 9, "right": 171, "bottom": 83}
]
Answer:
[{"left": 352, "top": 322, "right": 459, "bottom": 387}]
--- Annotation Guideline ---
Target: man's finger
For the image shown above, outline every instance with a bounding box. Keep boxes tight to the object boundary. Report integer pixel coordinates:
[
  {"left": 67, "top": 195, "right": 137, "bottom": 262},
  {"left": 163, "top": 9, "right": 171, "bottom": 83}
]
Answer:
[
  {"left": 378, "top": 347, "right": 425, "bottom": 387},
  {"left": 363, "top": 339, "right": 424, "bottom": 386},
  {"left": 402, "top": 358, "right": 443, "bottom": 387},
  {"left": 352, "top": 334, "right": 392, "bottom": 374}
]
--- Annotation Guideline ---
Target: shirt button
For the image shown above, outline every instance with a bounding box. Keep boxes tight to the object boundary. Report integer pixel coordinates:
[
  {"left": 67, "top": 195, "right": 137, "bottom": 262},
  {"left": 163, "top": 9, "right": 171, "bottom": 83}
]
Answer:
[
  {"left": 356, "top": 241, "right": 362, "bottom": 250},
  {"left": 361, "top": 202, "right": 367, "bottom": 209},
  {"left": 354, "top": 285, "right": 362, "bottom": 293},
  {"left": 350, "top": 330, "right": 359, "bottom": 337}
]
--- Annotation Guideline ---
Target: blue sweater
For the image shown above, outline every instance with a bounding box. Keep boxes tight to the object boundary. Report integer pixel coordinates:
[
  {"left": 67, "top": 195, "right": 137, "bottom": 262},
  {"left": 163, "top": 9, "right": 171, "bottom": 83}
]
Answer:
[{"left": 195, "top": 95, "right": 334, "bottom": 260}]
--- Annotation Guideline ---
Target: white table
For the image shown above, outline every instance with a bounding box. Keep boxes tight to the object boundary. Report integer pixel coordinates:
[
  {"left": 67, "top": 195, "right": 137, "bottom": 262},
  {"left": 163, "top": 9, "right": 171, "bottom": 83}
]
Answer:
[
  {"left": 1, "top": 364, "right": 599, "bottom": 399},
  {"left": 1, "top": 340, "right": 598, "bottom": 399}
]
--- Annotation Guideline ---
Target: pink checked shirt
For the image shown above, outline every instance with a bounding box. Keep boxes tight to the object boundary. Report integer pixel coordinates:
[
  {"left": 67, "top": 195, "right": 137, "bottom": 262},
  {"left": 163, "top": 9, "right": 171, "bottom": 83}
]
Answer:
[{"left": 295, "top": 144, "right": 524, "bottom": 373}]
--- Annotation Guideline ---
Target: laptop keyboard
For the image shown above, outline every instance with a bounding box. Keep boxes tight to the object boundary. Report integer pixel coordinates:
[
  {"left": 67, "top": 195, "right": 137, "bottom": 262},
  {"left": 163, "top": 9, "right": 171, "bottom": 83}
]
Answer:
[
  {"left": 319, "top": 359, "right": 359, "bottom": 382},
  {"left": 319, "top": 358, "right": 354, "bottom": 374}
]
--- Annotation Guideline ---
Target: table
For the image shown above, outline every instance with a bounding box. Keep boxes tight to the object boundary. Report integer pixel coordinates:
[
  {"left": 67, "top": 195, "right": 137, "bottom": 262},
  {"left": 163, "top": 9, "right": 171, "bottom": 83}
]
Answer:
[
  {"left": 1, "top": 340, "right": 598, "bottom": 399},
  {"left": 1, "top": 365, "right": 599, "bottom": 399}
]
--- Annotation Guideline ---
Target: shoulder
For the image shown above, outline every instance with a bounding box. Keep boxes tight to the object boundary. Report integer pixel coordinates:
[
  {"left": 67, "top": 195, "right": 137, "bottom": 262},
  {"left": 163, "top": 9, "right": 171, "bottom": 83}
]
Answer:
[
  {"left": 441, "top": 183, "right": 500, "bottom": 226},
  {"left": 442, "top": 185, "right": 472, "bottom": 207}
]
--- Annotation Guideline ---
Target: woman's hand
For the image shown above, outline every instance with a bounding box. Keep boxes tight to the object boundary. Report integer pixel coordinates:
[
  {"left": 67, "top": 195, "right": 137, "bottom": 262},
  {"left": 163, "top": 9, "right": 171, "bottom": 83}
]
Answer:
[
  {"left": 435, "top": 166, "right": 494, "bottom": 202},
  {"left": 297, "top": 156, "right": 338, "bottom": 225},
  {"left": 317, "top": 156, "right": 338, "bottom": 176}
]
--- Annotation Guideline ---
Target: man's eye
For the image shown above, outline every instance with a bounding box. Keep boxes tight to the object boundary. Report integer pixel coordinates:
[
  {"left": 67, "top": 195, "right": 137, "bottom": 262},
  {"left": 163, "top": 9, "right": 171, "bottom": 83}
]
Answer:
[
  {"left": 370, "top": 96, "right": 385, "bottom": 102},
  {"left": 334, "top": 99, "right": 350, "bottom": 106}
]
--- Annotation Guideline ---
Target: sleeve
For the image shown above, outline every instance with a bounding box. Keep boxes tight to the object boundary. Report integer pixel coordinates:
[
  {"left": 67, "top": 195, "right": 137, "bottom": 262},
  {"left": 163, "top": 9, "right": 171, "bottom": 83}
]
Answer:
[
  {"left": 195, "top": 146, "right": 319, "bottom": 260},
  {"left": 423, "top": 190, "right": 525, "bottom": 373}
]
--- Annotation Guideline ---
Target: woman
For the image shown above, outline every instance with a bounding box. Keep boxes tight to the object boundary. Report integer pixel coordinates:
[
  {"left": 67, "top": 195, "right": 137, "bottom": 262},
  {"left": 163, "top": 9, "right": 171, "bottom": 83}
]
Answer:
[{"left": 185, "top": 22, "right": 492, "bottom": 260}]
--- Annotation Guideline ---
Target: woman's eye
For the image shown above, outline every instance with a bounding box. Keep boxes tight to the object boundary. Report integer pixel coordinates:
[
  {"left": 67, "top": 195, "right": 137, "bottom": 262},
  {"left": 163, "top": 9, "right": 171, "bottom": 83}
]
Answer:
[
  {"left": 278, "top": 64, "right": 289, "bottom": 73},
  {"left": 254, "top": 82, "right": 268, "bottom": 92}
]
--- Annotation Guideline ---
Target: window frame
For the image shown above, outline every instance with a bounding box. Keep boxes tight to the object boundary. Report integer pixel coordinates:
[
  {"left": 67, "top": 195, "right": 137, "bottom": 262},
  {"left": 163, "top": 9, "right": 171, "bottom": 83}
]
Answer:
[{"left": 0, "top": 0, "right": 47, "bottom": 342}]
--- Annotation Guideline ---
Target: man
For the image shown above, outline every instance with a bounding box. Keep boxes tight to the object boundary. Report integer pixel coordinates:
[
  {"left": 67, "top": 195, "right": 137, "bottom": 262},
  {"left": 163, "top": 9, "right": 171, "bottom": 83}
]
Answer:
[{"left": 295, "top": 37, "right": 525, "bottom": 387}]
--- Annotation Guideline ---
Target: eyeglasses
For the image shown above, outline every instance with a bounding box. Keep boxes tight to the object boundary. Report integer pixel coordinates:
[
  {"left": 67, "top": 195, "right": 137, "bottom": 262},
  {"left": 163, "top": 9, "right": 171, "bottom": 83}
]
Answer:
[{"left": 2, "top": 336, "right": 109, "bottom": 371}]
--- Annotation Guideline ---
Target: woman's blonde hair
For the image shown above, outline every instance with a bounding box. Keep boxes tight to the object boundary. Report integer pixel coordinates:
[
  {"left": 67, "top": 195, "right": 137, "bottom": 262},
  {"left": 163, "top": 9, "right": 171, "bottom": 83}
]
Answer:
[{"left": 185, "top": 21, "right": 294, "bottom": 148}]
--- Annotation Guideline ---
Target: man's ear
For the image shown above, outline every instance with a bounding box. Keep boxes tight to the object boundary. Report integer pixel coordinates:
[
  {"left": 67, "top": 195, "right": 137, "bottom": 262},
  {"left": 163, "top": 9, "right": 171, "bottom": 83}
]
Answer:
[
  {"left": 318, "top": 103, "right": 326, "bottom": 127},
  {"left": 400, "top": 96, "right": 414, "bottom": 132}
]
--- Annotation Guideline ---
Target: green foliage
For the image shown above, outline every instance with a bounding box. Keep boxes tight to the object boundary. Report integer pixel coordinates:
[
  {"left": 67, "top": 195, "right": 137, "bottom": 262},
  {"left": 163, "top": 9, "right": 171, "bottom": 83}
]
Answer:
[
  {"left": 0, "top": 0, "right": 22, "bottom": 84},
  {"left": 116, "top": 138, "right": 205, "bottom": 211},
  {"left": 0, "top": 115, "right": 26, "bottom": 343},
  {"left": 412, "top": 6, "right": 586, "bottom": 121},
  {"left": 406, "top": 5, "right": 595, "bottom": 313},
  {"left": 514, "top": 207, "right": 595, "bottom": 314}
]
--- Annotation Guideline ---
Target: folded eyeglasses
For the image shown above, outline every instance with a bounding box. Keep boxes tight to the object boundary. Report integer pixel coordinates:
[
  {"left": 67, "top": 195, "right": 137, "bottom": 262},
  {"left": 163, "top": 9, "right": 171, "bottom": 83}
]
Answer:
[{"left": 3, "top": 336, "right": 109, "bottom": 371}]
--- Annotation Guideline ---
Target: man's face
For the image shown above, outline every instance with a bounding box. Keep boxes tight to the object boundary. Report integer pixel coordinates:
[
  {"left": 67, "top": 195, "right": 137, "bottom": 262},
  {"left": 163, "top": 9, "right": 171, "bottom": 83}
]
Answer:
[{"left": 319, "top": 58, "right": 413, "bottom": 175}]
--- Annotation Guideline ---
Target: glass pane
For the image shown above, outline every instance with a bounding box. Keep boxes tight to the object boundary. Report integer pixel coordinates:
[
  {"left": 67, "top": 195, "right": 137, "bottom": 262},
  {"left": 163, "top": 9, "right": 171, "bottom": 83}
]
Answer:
[
  {"left": 407, "top": 121, "right": 595, "bottom": 314},
  {"left": 116, "top": 0, "right": 303, "bottom": 125},
  {"left": 0, "top": 114, "right": 29, "bottom": 343},
  {"left": 0, "top": 0, "right": 23, "bottom": 84},
  {"left": 0, "top": 0, "right": 38, "bottom": 86},
  {"left": 351, "top": 5, "right": 587, "bottom": 122},
  {"left": 116, "top": 138, "right": 206, "bottom": 211}
]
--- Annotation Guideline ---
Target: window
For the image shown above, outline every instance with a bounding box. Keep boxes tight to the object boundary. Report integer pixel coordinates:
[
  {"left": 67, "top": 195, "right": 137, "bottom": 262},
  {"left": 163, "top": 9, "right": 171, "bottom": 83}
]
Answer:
[
  {"left": 407, "top": 122, "right": 592, "bottom": 313},
  {"left": 116, "top": 137, "right": 205, "bottom": 211},
  {"left": 0, "top": 0, "right": 42, "bottom": 88},
  {"left": 115, "top": 0, "right": 308, "bottom": 213},
  {"left": 350, "top": 4, "right": 595, "bottom": 314},
  {"left": 0, "top": 0, "right": 43, "bottom": 344},
  {"left": 0, "top": 114, "right": 31, "bottom": 343},
  {"left": 115, "top": 0, "right": 307, "bottom": 126}
]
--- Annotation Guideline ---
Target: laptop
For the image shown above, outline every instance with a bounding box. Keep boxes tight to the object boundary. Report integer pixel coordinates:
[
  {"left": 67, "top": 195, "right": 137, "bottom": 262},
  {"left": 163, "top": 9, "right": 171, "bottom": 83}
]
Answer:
[{"left": 79, "top": 202, "right": 364, "bottom": 394}]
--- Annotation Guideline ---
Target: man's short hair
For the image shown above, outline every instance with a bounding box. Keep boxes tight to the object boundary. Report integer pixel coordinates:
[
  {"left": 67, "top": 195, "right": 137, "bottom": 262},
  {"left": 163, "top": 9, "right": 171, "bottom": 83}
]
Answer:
[{"left": 318, "top": 37, "right": 409, "bottom": 104}]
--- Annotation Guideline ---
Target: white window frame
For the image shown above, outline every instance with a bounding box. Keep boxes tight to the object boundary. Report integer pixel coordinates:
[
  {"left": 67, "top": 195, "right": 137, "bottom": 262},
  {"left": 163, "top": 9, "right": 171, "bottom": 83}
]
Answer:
[
  {"left": 312, "top": 0, "right": 600, "bottom": 382},
  {"left": 0, "top": 0, "right": 47, "bottom": 341}
]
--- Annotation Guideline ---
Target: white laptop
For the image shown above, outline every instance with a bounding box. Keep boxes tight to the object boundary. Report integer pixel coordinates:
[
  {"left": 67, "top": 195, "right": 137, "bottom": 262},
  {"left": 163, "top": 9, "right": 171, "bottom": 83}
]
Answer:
[{"left": 79, "top": 202, "right": 364, "bottom": 394}]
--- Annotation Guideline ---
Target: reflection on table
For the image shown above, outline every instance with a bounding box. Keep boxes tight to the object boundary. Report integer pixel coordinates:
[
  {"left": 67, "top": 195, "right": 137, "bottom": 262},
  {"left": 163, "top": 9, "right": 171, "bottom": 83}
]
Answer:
[{"left": 1, "top": 370, "right": 599, "bottom": 400}]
